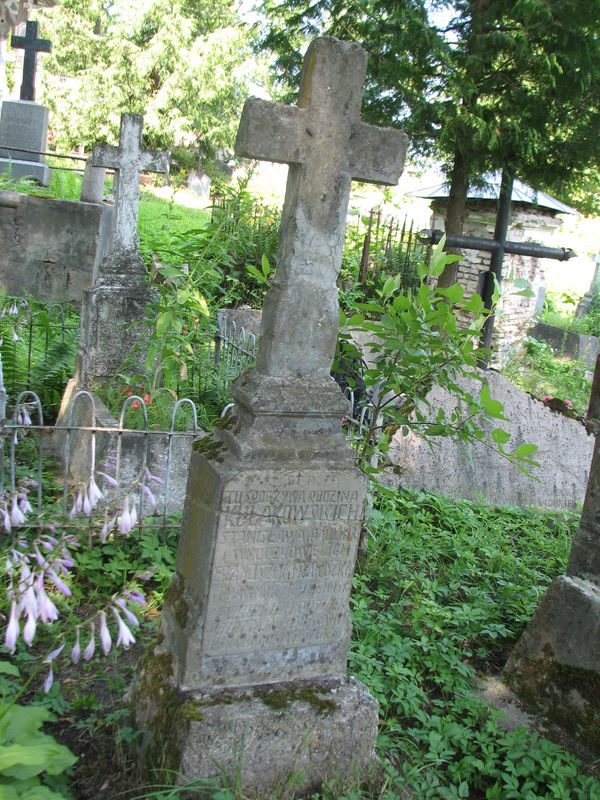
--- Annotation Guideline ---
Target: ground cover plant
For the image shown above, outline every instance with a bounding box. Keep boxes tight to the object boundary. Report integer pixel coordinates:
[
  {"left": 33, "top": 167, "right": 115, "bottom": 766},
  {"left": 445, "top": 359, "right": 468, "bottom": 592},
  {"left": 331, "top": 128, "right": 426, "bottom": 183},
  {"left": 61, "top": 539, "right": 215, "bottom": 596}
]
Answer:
[
  {"left": 504, "top": 337, "right": 592, "bottom": 416},
  {"left": 2, "top": 479, "right": 599, "bottom": 798}
]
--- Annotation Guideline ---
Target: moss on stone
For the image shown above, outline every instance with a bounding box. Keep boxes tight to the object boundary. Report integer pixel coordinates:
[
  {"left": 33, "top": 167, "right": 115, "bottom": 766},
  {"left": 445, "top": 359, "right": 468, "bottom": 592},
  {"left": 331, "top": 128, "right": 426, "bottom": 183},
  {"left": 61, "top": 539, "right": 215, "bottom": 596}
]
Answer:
[
  {"left": 164, "top": 573, "right": 189, "bottom": 629},
  {"left": 192, "top": 435, "right": 226, "bottom": 461},
  {"left": 507, "top": 648, "right": 600, "bottom": 754},
  {"left": 256, "top": 684, "right": 337, "bottom": 714},
  {"left": 212, "top": 413, "right": 241, "bottom": 435}
]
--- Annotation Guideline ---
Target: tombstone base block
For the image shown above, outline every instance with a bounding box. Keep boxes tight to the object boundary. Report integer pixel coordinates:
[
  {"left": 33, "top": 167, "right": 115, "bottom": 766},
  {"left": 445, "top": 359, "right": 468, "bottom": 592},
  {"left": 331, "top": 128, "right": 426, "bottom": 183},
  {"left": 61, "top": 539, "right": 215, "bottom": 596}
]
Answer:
[
  {"left": 0, "top": 158, "right": 50, "bottom": 186},
  {"left": 504, "top": 575, "right": 600, "bottom": 755},
  {"left": 134, "top": 671, "right": 379, "bottom": 797}
]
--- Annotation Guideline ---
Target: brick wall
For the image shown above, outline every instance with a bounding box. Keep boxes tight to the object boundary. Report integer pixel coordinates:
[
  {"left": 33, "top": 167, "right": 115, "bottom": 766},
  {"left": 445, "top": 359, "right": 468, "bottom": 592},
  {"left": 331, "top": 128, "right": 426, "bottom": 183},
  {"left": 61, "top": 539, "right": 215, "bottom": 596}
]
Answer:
[{"left": 432, "top": 200, "right": 563, "bottom": 365}]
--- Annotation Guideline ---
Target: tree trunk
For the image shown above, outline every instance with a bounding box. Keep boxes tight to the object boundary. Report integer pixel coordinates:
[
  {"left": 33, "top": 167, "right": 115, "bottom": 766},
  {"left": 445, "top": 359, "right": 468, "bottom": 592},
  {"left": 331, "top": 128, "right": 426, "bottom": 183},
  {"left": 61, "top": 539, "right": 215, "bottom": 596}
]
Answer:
[{"left": 437, "top": 147, "right": 469, "bottom": 288}]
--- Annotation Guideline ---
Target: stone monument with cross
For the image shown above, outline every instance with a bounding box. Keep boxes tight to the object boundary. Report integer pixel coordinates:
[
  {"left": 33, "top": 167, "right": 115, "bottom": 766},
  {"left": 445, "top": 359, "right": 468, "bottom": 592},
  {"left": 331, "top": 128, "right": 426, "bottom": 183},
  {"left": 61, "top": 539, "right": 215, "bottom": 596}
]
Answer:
[
  {"left": 133, "top": 37, "right": 407, "bottom": 795},
  {"left": 0, "top": 15, "right": 52, "bottom": 184},
  {"left": 74, "top": 113, "right": 169, "bottom": 387},
  {"left": 504, "top": 396, "right": 600, "bottom": 754}
]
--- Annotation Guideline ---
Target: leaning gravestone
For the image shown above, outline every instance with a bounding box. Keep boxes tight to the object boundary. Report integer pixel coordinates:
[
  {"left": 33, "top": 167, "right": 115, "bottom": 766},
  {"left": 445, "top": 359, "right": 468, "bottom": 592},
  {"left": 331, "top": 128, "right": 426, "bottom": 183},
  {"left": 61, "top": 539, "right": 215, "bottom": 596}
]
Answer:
[
  {"left": 504, "top": 421, "right": 600, "bottom": 754},
  {"left": 133, "top": 37, "right": 407, "bottom": 795},
  {"left": 0, "top": 20, "right": 52, "bottom": 184}
]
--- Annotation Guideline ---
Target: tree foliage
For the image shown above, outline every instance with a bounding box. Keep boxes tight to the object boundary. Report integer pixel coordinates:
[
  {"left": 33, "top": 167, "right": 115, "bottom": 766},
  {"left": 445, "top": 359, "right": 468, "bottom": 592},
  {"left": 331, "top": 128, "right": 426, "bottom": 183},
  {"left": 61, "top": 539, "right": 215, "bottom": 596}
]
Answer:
[
  {"left": 257, "top": 0, "right": 600, "bottom": 215},
  {"left": 35, "top": 0, "right": 265, "bottom": 153}
]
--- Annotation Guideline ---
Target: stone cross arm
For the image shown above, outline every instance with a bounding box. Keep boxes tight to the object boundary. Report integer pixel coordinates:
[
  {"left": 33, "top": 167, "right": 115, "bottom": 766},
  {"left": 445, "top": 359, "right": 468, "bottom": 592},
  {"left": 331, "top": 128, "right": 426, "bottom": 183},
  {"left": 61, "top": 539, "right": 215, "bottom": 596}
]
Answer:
[{"left": 236, "top": 96, "right": 406, "bottom": 187}]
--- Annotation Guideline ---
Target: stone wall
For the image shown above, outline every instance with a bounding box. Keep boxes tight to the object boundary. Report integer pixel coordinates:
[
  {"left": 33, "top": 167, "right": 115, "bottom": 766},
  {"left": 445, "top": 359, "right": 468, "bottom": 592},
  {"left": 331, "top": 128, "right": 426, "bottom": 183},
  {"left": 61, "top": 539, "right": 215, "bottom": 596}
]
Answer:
[
  {"left": 432, "top": 201, "right": 563, "bottom": 364},
  {"left": 0, "top": 190, "right": 112, "bottom": 302},
  {"left": 388, "top": 369, "right": 594, "bottom": 511}
]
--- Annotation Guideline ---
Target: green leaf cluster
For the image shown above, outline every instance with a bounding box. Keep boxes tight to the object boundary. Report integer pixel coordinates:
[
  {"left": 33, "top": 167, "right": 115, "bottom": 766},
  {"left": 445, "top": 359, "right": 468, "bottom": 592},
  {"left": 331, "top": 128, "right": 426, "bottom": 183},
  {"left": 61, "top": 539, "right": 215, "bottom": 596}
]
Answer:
[
  {"left": 0, "top": 664, "right": 76, "bottom": 800},
  {"left": 338, "top": 240, "right": 538, "bottom": 473}
]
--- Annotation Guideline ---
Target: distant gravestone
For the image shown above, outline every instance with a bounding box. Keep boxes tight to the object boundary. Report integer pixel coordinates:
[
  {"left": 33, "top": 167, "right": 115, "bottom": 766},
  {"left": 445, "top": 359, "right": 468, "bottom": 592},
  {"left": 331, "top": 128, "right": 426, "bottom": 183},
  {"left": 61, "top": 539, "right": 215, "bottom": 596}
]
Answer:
[
  {"left": 0, "top": 20, "right": 52, "bottom": 184},
  {"left": 133, "top": 37, "right": 407, "bottom": 795},
  {"left": 75, "top": 113, "right": 169, "bottom": 385},
  {"left": 505, "top": 407, "right": 600, "bottom": 755},
  {"left": 11, "top": 18, "right": 51, "bottom": 101}
]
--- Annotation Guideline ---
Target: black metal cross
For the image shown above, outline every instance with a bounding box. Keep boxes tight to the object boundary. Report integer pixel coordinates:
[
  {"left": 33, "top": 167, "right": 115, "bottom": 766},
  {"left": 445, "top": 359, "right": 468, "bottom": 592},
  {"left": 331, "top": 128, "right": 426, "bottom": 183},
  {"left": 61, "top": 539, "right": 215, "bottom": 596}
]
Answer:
[
  {"left": 422, "top": 170, "right": 576, "bottom": 365},
  {"left": 11, "top": 20, "right": 51, "bottom": 102}
]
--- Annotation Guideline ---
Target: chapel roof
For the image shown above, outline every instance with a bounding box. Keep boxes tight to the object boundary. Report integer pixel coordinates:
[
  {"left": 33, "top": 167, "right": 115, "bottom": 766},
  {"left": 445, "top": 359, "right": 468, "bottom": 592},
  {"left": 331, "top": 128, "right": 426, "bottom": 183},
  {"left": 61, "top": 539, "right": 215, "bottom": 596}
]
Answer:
[{"left": 412, "top": 172, "right": 577, "bottom": 215}]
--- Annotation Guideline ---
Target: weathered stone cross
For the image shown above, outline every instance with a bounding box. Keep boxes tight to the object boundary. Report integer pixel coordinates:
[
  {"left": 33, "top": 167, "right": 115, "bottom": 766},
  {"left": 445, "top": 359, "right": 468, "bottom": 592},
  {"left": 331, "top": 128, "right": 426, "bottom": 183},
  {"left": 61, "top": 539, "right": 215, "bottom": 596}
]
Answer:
[
  {"left": 236, "top": 37, "right": 407, "bottom": 381},
  {"left": 92, "top": 113, "right": 169, "bottom": 257},
  {"left": 11, "top": 19, "right": 50, "bottom": 102},
  {"left": 133, "top": 39, "right": 408, "bottom": 796}
]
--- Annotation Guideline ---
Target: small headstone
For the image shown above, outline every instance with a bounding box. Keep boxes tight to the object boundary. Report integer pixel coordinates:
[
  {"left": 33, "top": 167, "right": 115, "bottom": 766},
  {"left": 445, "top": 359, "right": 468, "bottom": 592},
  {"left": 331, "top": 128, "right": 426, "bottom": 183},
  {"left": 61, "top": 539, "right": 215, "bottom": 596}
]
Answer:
[
  {"left": 0, "top": 99, "right": 50, "bottom": 184},
  {"left": 74, "top": 113, "right": 169, "bottom": 386},
  {"left": 505, "top": 354, "right": 600, "bottom": 753},
  {"left": 133, "top": 37, "right": 407, "bottom": 795}
]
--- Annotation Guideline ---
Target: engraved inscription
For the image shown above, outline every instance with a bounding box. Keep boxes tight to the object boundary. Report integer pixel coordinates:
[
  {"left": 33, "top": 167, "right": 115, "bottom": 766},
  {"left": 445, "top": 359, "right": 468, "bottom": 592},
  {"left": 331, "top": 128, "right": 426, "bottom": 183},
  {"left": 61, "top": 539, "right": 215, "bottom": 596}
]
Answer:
[{"left": 202, "top": 478, "right": 363, "bottom": 657}]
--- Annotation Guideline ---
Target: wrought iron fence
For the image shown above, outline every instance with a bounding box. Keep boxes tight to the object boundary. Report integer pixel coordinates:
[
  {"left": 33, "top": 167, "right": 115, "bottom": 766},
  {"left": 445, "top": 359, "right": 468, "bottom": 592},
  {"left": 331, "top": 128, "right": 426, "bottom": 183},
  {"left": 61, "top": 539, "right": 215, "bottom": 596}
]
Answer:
[
  {"left": 350, "top": 208, "right": 431, "bottom": 292},
  {"left": 1, "top": 380, "right": 204, "bottom": 543}
]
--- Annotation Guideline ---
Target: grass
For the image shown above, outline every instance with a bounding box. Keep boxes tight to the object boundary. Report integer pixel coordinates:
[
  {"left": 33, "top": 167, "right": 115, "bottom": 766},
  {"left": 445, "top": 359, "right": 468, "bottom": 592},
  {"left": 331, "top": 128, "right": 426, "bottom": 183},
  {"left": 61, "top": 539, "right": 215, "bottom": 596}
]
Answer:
[{"left": 138, "top": 190, "right": 211, "bottom": 267}]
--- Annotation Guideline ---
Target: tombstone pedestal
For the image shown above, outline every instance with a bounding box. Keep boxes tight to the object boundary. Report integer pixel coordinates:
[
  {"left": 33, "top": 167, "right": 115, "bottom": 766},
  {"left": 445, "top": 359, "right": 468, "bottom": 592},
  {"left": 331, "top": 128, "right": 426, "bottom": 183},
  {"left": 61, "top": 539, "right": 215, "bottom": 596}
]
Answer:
[
  {"left": 133, "top": 393, "right": 378, "bottom": 792},
  {"left": 75, "top": 251, "right": 152, "bottom": 386},
  {"left": 134, "top": 672, "right": 379, "bottom": 795}
]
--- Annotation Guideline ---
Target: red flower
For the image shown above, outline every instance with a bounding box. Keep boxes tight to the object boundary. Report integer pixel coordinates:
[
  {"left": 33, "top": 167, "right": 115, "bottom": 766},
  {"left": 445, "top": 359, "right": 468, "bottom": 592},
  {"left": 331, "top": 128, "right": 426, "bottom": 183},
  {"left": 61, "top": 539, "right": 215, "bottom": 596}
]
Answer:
[
  {"left": 143, "top": 393, "right": 152, "bottom": 405},
  {"left": 131, "top": 400, "right": 141, "bottom": 410}
]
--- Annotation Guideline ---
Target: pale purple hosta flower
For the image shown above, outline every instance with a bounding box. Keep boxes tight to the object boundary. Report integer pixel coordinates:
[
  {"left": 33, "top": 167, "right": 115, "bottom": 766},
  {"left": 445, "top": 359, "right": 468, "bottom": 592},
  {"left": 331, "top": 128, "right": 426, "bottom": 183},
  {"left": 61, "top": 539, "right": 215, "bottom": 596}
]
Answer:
[
  {"left": 71, "top": 628, "right": 81, "bottom": 664},
  {"left": 22, "top": 612, "right": 36, "bottom": 646},
  {"left": 33, "top": 544, "right": 47, "bottom": 568},
  {"left": 37, "top": 585, "right": 59, "bottom": 623},
  {"left": 82, "top": 491, "right": 92, "bottom": 516},
  {"left": 19, "top": 494, "right": 33, "bottom": 515},
  {"left": 39, "top": 537, "right": 56, "bottom": 551},
  {"left": 144, "top": 467, "right": 164, "bottom": 486},
  {"left": 46, "top": 643, "right": 64, "bottom": 662},
  {"left": 42, "top": 643, "right": 65, "bottom": 694},
  {"left": 12, "top": 329, "right": 18, "bottom": 343},
  {"left": 115, "top": 598, "right": 140, "bottom": 628},
  {"left": 48, "top": 569, "right": 71, "bottom": 597},
  {"left": 100, "top": 515, "right": 117, "bottom": 544},
  {"left": 124, "top": 589, "right": 146, "bottom": 605},
  {"left": 87, "top": 476, "right": 103, "bottom": 508},
  {"left": 21, "top": 407, "right": 32, "bottom": 426},
  {"left": 75, "top": 489, "right": 84, "bottom": 513},
  {"left": 99, "top": 611, "right": 111, "bottom": 655},
  {"left": 43, "top": 666, "right": 54, "bottom": 693},
  {"left": 5, "top": 602, "right": 19, "bottom": 653},
  {"left": 97, "top": 471, "right": 118, "bottom": 489},
  {"left": 10, "top": 497, "right": 25, "bottom": 526},
  {"left": 2, "top": 507, "right": 11, "bottom": 533},
  {"left": 129, "top": 501, "right": 138, "bottom": 529},
  {"left": 9, "top": 302, "right": 17, "bottom": 316},
  {"left": 83, "top": 623, "right": 95, "bottom": 660},
  {"left": 141, "top": 483, "right": 157, "bottom": 511},
  {"left": 118, "top": 497, "right": 132, "bottom": 535},
  {"left": 112, "top": 608, "right": 135, "bottom": 649}
]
